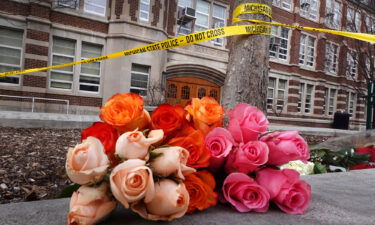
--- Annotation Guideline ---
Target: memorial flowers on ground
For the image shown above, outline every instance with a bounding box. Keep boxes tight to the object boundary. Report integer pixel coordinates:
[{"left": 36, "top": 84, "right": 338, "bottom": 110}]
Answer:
[{"left": 65, "top": 92, "right": 312, "bottom": 225}]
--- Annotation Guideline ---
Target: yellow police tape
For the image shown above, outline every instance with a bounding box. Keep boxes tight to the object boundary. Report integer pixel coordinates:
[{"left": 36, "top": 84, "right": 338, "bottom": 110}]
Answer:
[{"left": 0, "top": 3, "right": 374, "bottom": 78}]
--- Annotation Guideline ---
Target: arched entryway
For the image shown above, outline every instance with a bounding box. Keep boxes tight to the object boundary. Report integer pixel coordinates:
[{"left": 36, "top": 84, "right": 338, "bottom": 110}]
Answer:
[
  {"left": 165, "top": 64, "right": 226, "bottom": 106},
  {"left": 166, "top": 77, "right": 221, "bottom": 106}
]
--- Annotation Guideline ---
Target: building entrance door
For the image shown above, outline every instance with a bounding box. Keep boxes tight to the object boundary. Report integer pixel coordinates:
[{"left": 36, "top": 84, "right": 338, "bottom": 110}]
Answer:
[{"left": 166, "top": 77, "right": 221, "bottom": 106}]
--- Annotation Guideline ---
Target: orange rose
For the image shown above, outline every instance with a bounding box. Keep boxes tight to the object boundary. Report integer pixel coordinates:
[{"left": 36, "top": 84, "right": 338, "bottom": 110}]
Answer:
[
  {"left": 184, "top": 170, "right": 218, "bottom": 213},
  {"left": 185, "top": 97, "right": 224, "bottom": 134},
  {"left": 167, "top": 126, "right": 210, "bottom": 169},
  {"left": 151, "top": 104, "right": 187, "bottom": 139},
  {"left": 99, "top": 93, "right": 151, "bottom": 133}
]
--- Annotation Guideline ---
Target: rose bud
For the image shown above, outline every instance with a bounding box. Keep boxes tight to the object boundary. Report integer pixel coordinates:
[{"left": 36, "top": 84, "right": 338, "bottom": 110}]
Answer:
[
  {"left": 99, "top": 93, "right": 151, "bottom": 134},
  {"left": 110, "top": 159, "right": 155, "bottom": 208},
  {"left": 227, "top": 103, "right": 268, "bottom": 143},
  {"left": 150, "top": 146, "right": 196, "bottom": 180},
  {"left": 115, "top": 129, "right": 164, "bottom": 160},
  {"left": 225, "top": 141, "right": 269, "bottom": 174},
  {"left": 205, "top": 127, "right": 235, "bottom": 171},
  {"left": 256, "top": 168, "right": 311, "bottom": 214},
  {"left": 131, "top": 179, "right": 189, "bottom": 221},
  {"left": 68, "top": 182, "right": 116, "bottom": 225},
  {"left": 260, "top": 131, "right": 310, "bottom": 166},
  {"left": 222, "top": 172, "right": 270, "bottom": 213},
  {"left": 66, "top": 137, "right": 110, "bottom": 185}
]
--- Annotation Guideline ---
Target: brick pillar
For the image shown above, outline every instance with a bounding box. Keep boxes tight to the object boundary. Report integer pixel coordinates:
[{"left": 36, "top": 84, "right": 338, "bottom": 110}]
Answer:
[
  {"left": 337, "top": 89, "right": 347, "bottom": 111},
  {"left": 356, "top": 98, "right": 366, "bottom": 120},
  {"left": 128, "top": 0, "right": 140, "bottom": 22},
  {"left": 166, "top": 0, "right": 177, "bottom": 36},
  {"left": 287, "top": 79, "right": 300, "bottom": 113},
  {"left": 314, "top": 85, "right": 325, "bottom": 115},
  {"left": 151, "top": 0, "right": 162, "bottom": 27},
  {"left": 22, "top": 22, "right": 51, "bottom": 89},
  {"left": 316, "top": 38, "right": 326, "bottom": 71},
  {"left": 289, "top": 30, "right": 301, "bottom": 65}
]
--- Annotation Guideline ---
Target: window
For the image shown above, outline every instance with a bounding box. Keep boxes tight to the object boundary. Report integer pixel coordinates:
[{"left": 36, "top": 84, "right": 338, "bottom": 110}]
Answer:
[
  {"left": 365, "top": 16, "right": 375, "bottom": 34},
  {"left": 267, "top": 77, "right": 287, "bottom": 111},
  {"left": 195, "top": 0, "right": 210, "bottom": 32},
  {"left": 324, "top": 88, "right": 336, "bottom": 116},
  {"left": 198, "top": 88, "right": 206, "bottom": 98},
  {"left": 273, "top": 0, "right": 292, "bottom": 11},
  {"left": 139, "top": 0, "right": 150, "bottom": 21},
  {"left": 50, "top": 37, "right": 76, "bottom": 90},
  {"left": 322, "top": 88, "right": 328, "bottom": 115},
  {"left": 325, "top": 0, "right": 342, "bottom": 29},
  {"left": 177, "top": 0, "right": 194, "bottom": 35},
  {"left": 130, "top": 64, "right": 149, "bottom": 96},
  {"left": 79, "top": 43, "right": 102, "bottom": 93},
  {"left": 57, "top": 0, "right": 78, "bottom": 8},
  {"left": 181, "top": 86, "right": 190, "bottom": 99},
  {"left": 209, "top": 89, "right": 218, "bottom": 101},
  {"left": 346, "top": 7, "right": 361, "bottom": 32},
  {"left": 298, "top": 83, "right": 314, "bottom": 113},
  {"left": 347, "top": 92, "right": 356, "bottom": 116},
  {"left": 0, "top": 27, "right": 23, "bottom": 85},
  {"left": 300, "top": 0, "right": 318, "bottom": 21},
  {"left": 299, "top": 34, "right": 315, "bottom": 67},
  {"left": 84, "top": 0, "right": 106, "bottom": 16},
  {"left": 167, "top": 84, "right": 177, "bottom": 98},
  {"left": 212, "top": 4, "right": 226, "bottom": 45},
  {"left": 347, "top": 50, "right": 358, "bottom": 79},
  {"left": 324, "top": 42, "right": 339, "bottom": 74},
  {"left": 269, "top": 26, "right": 289, "bottom": 60}
]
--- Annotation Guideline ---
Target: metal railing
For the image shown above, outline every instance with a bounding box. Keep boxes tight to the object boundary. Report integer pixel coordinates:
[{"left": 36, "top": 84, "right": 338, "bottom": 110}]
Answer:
[{"left": 0, "top": 94, "right": 70, "bottom": 114}]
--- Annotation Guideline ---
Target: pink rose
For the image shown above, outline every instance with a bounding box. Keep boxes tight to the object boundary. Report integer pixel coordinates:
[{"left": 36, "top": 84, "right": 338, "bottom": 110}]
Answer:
[
  {"left": 149, "top": 146, "right": 196, "bottom": 180},
  {"left": 256, "top": 168, "right": 311, "bottom": 214},
  {"left": 227, "top": 103, "right": 268, "bottom": 143},
  {"left": 68, "top": 183, "right": 116, "bottom": 225},
  {"left": 115, "top": 129, "right": 164, "bottom": 160},
  {"left": 131, "top": 179, "right": 190, "bottom": 221},
  {"left": 66, "top": 137, "right": 110, "bottom": 185},
  {"left": 260, "top": 131, "right": 310, "bottom": 166},
  {"left": 222, "top": 173, "right": 270, "bottom": 213},
  {"left": 205, "top": 127, "right": 235, "bottom": 171},
  {"left": 110, "top": 159, "right": 155, "bottom": 208},
  {"left": 225, "top": 141, "right": 269, "bottom": 174}
]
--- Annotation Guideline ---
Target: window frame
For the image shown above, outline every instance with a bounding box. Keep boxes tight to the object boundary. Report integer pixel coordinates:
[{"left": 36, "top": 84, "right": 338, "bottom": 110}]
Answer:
[
  {"left": 324, "top": 41, "right": 339, "bottom": 74},
  {"left": 139, "top": 0, "right": 151, "bottom": 22},
  {"left": 347, "top": 91, "right": 356, "bottom": 117},
  {"left": 269, "top": 25, "right": 290, "bottom": 62},
  {"left": 346, "top": 7, "right": 361, "bottom": 32},
  {"left": 272, "top": 0, "right": 293, "bottom": 12},
  {"left": 130, "top": 64, "right": 150, "bottom": 97},
  {"left": 84, "top": 0, "right": 107, "bottom": 17},
  {"left": 194, "top": 0, "right": 210, "bottom": 32},
  {"left": 78, "top": 43, "right": 103, "bottom": 94},
  {"left": 49, "top": 37, "right": 77, "bottom": 91},
  {"left": 267, "top": 77, "right": 288, "bottom": 112},
  {"left": 0, "top": 27, "right": 25, "bottom": 86},
  {"left": 325, "top": 0, "right": 342, "bottom": 30},
  {"left": 211, "top": 3, "right": 226, "bottom": 46},
  {"left": 299, "top": 0, "right": 319, "bottom": 22},
  {"left": 299, "top": 33, "right": 316, "bottom": 69},
  {"left": 346, "top": 49, "right": 358, "bottom": 79},
  {"left": 324, "top": 87, "right": 337, "bottom": 116},
  {"left": 57, "top": 0, "right": 79, "bottom": 9},
  {"left": 297, "top": 82, "right": 315, "bottom": 114}
]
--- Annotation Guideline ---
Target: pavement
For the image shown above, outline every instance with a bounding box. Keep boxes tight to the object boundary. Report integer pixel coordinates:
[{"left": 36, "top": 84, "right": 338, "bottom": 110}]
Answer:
[{"left": 0, "top": 169, "right": 375, "bottom": 225}]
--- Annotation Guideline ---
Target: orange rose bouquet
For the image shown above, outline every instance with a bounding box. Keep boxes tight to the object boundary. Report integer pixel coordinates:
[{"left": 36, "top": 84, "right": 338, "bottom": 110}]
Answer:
[{"left": 64, "top": 92, "right": 311, "bottom": 225}]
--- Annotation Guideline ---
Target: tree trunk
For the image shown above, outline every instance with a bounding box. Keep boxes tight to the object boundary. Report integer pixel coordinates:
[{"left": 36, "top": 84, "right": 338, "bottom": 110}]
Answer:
[{"left": 222, "top": 0, "right": 271, "bottom": 113}]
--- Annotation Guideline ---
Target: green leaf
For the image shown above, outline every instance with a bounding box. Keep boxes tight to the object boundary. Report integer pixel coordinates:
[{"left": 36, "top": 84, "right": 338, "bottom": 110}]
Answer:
[
  {"left": 158, "top": 144, "right": 171, "bottom": 148},
  {"left": 149, "top": 151, "right": 163, "bottom": 161},
  {"left": 142, "top": 129, "right": 150, "bottom": 137},
  {"left": 314, "top": 162, "right": 327, "bottom": 174},
  {"left": 56, "top": 184, "right": 81, "bottom": 198}
]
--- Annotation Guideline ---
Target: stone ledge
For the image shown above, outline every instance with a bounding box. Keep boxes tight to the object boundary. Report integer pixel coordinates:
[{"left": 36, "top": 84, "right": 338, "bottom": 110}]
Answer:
[{"left": 1, "top": 169, "right": 375, "bottom": 225}]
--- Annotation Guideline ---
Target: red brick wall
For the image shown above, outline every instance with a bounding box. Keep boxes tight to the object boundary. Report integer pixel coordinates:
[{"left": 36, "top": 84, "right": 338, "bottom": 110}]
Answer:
[
  {"left": 115, "top": 0, "right": 125, "bottom": 19},
  {"left": 151, "top": 0, "right": 162, "bottom": 26},
  {"left": 50, "top": 12, "right": 108, "bottom": 33},
  {"left": 166, "top": 0, "right": 177, "bottom": 36},
  {"left": 24, "top": 59, "right": 48, "bottom": 69},
  {"left": 22, "top": 75, "right": 47, "bottom": 88},
  {"left": 25, "top": 44, "right": 49, "bottom": 56},
  {"left": 128, "top": 0, "right": 140, "bottom": 22},
  {"left": 26, "top": 29, "right": 50, "bottom": 42}
]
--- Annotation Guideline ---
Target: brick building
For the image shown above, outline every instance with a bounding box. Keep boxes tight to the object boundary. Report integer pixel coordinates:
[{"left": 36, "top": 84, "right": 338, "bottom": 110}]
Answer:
[{"left": 0, "top": 0, "right": 373, "bottom": 129}]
